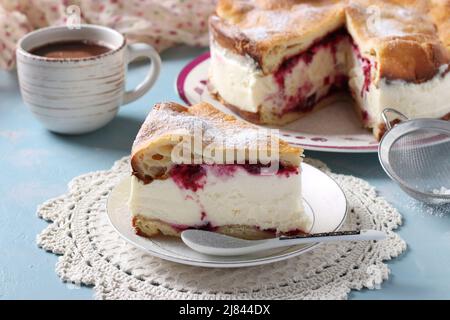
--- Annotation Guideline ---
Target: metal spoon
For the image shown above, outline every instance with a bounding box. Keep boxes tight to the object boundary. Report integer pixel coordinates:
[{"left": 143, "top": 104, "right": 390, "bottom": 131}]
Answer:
[{"left": 181, "top": 229, "right": 386, "bottom": 256}]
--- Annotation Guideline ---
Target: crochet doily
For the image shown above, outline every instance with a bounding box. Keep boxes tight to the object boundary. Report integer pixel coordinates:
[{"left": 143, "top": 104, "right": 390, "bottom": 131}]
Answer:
[{"left": 37, "top": 157, "right": 406, "bottom": 300}]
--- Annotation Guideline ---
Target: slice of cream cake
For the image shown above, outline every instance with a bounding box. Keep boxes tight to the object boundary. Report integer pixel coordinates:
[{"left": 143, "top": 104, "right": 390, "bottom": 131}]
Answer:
[{"left": 128, "top": 102, "right": 311, "bottom": 240}]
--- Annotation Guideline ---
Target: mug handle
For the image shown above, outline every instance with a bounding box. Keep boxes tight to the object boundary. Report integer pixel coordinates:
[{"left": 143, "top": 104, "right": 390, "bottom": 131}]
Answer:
[{"left": 123, "top": 43, "right": 161, "bottom": 105}]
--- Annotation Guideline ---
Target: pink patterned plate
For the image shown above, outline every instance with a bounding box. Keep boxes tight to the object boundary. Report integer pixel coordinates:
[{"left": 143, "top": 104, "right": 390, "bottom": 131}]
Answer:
[{"left": 176, "top": 52, "right": 379, "bottom": 153}]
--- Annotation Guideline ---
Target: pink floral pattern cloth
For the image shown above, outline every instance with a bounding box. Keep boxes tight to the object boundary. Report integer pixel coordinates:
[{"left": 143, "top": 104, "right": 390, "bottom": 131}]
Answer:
[{"left": 0, "top": 0, "right": 216, "bottom": 70}]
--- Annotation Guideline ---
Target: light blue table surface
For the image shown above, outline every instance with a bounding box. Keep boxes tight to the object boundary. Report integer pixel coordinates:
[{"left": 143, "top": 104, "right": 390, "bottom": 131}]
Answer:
[{"left": 1, "top": 46, "right": 449, "bottom": 300}]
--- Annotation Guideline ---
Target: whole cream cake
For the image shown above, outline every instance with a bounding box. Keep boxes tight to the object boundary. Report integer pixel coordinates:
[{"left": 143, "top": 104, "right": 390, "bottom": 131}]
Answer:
[
  {"left": 129, "top": 102, "right": 311, "bottom": 240},
  {"left": 209, "top": 0, "right": 450, "bottom": 139}
]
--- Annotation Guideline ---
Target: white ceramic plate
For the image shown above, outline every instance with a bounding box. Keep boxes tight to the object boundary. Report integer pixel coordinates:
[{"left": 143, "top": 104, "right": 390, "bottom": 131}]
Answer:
[
  {"left": 107, "top": 163, "right": 348, "bottom": 268},
  {"left": 176, "top": 52, "right": 379, "bottom": 153}
]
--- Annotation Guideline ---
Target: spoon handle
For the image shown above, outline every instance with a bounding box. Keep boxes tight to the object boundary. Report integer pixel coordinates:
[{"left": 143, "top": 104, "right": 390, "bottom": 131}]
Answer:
[{"left": 278, "top": 230, "right": 386, "bottom": 243}]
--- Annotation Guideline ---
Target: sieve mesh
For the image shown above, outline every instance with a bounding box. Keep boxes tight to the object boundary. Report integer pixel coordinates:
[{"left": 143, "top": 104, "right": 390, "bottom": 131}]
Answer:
[
  {"left": 379, "top": 108, "right": 450, "bottom": 205},
  {"left": 388, "top": 128, "right": 450, "bottom": 205},
  {"left": 388, "top": 129, "right": 450, "bottom": 196}
]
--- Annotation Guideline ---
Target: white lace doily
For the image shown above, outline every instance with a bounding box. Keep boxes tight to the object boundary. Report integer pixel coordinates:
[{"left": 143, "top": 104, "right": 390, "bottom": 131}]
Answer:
[{"left": 37, "top": 157, "right": 406, "bottom": 300}]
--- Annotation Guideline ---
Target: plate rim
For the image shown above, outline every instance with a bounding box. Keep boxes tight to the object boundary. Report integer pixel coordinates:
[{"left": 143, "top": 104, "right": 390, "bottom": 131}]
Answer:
[
  {"left": 175, "top": 51, "right": 379, "bottom": 153},
  {"left": 176, "top": 51, "right": 211, "bottom": 106},
  {"left": 106, "top": 163, "right": 348, "bottom": 268}
]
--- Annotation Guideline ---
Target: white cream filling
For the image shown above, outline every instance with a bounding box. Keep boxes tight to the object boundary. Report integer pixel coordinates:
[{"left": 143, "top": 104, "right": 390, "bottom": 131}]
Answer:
[
  {"left": 209, "top": 42, "right": 275, "bottom": 113},
  {"left": 282, "top": 40, "right": 349, "bottom": 98},
  {"left": 129, "top": 166, "right": 310, "bottom": 233},
  {"left": 369, "top": 66, "right": 450, "bottom": 124},
  {"left": 210, "top": 40, "right": 350, "bottom": 115}
]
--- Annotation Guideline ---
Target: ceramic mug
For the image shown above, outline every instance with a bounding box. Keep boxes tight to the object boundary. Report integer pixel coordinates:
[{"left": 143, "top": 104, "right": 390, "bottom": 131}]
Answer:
[{"left": 16, "top": 24, "right": 161, "bottom": 134}]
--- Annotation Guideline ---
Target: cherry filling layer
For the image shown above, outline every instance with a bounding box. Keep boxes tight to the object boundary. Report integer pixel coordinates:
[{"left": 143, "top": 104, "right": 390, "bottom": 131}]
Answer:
[
  {"left": 169, "top": 163, "right": 299, "bottom": 192},
  {"left": 132, "top": 216, "right": 219, "bottom": 235},
  {"left": 170, "top": 221, "right": 218, "bottom": 233},
  {"left": 274, "top": 29, "right": 350, "bottom": 89},
  {"left": 352, "top": 43, "right": 373, "bottom": 95},
  {"left": 169, "top": 165, "right": 207, "bottom": 192},
  {"left": 271, "top": 28, "right": 373, "bottom": 116}
]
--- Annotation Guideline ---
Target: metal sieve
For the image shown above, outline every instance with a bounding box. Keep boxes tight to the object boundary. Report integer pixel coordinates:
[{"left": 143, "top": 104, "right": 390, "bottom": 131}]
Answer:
[{"left": 378, "top": 108, "right": 450, "bottom": 205}]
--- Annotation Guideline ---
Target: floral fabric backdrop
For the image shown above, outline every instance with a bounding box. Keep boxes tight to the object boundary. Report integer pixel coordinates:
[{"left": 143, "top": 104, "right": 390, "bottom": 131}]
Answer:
[{"left": 0, "top": 0, "right": 216, "bottom": 70}]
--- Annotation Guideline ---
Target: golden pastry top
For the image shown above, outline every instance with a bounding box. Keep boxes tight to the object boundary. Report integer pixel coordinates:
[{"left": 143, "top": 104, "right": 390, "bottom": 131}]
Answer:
[
  {"left": 211, "top": 0, "right": 450, "bottom": 82},
  {"left": 131, "top": 102, "right": 302, "bottom": 182}
]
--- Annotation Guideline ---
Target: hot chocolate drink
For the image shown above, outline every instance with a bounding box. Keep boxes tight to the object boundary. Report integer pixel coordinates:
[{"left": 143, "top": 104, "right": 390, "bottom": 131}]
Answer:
[{"left": 30, "top": 40, "right": 111, "bottom": 59}]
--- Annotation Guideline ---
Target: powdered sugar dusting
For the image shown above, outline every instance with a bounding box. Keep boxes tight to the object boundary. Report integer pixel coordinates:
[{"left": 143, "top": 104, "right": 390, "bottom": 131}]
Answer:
[
  {"left": 133, "top": 103, "right": 284, "bottom": 156},
  {"left": 242, "top": 4, "right": 334, "bottom": 41},
  {"left": 394, "top": 7, "right": 417, "bottom": 19},
  {"left": 244, "top": 26, "right": 270, "bottom": 41},
  {"left": 243, "top": 12, "right": 291, "bottom": 40},
  {"left": 369, "top": 18, "right": 407, "bottom": 37},
  {"left": 433, "top": 187, "right": 450, "bottom": 196},
  {"left": 405, "top": 199, "right": 450, "bottom": 218},
  {"left": 365, "top": 5, "right": 434, "bottom": 38},
  {"left": 133, "top": 105, "right": 216, "bottom": 149}
]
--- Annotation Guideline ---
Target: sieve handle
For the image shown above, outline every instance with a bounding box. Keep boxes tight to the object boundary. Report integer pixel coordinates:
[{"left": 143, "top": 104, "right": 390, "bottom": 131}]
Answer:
[{"left": 382, "top": 108, "right": 409, "bottom": 131}]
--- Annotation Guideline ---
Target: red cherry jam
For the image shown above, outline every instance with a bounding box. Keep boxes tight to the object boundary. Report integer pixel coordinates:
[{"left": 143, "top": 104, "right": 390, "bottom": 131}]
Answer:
[
  {"left": 242, "top": 163, "right": 299, "bottom": 176},
  {"left": 273, "top": 29, "right": 351, "bottom": 114},
  {"left": 170, "top": 221, "right": 218, "bottom": 233},
  {"left": 272, "top": 28, "right": 374, "bottom": 115},
  {"left": 169, "top": 163, "right": 298, "bottom": 191},
  {"left": 170, "top": 164, "right": 207, "bottom": 192},
  {"left": 352, "top": 43, "right": 373, "bottom": 96},
  {"left": 275, "top": 29, "right": 349, "bottom": 89}
]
